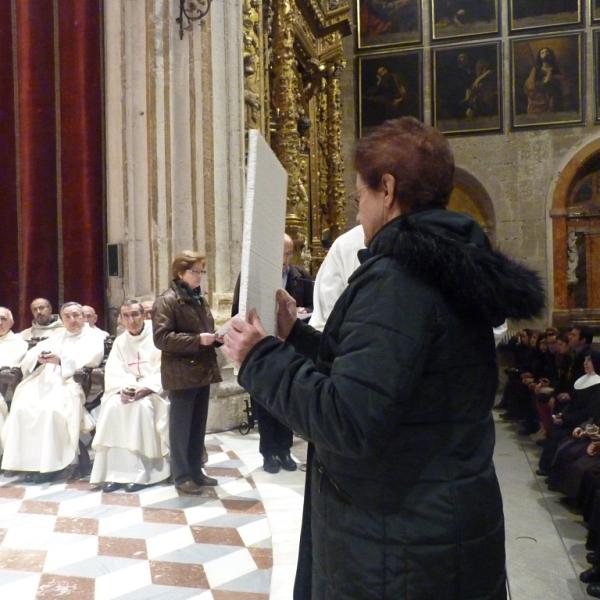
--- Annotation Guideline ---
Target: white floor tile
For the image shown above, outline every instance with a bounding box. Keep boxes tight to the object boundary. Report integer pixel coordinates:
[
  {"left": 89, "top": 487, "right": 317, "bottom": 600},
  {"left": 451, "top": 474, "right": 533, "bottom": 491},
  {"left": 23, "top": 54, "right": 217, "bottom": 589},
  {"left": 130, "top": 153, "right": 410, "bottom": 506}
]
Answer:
[
  {"left": 203, "top": 547, "right": 256, "bottom": 588},
  {"left": 237, "top": 517, "right": 272, "bottom": 547},
  {"left": 145, "top": 526, "right": 196, "bottom": 559},
  {"left": 95, "top": 561, "right": 152, "bottom": 600}
]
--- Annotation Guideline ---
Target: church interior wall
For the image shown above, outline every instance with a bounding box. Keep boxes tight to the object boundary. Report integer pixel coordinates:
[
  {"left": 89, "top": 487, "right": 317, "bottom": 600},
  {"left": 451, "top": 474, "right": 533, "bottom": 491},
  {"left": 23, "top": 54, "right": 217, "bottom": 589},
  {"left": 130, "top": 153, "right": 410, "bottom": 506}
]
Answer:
[
  {"left": 104, "top": 1, "right": 247, "bottom": 432},
  {"left": 340, "top": 0, "right": 600, "bottom": 329}
]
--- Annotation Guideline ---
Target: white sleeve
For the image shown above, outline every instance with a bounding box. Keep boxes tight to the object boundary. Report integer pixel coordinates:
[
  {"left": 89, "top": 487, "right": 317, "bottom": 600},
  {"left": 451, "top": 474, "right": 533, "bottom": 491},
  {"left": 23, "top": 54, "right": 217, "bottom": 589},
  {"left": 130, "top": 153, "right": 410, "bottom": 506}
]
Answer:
[{"left": 308, "top": 245, "right": 347, "bottom": 331}]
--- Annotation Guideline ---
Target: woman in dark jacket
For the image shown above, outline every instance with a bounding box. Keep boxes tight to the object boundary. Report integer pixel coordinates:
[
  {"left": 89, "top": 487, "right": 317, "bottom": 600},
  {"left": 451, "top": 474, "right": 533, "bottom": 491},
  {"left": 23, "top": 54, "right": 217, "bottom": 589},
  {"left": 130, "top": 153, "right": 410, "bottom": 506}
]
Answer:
[
  {"left": 223, "top": 118, "right": 544, "bottom": 599},
  {"left": 152, "top": 250, "right": 222, "bottom": 495}
]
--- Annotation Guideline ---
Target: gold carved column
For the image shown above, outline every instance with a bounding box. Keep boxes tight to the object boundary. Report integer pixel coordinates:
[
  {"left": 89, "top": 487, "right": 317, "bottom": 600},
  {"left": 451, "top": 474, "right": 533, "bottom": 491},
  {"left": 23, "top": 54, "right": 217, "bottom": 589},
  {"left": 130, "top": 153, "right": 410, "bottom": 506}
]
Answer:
[
  {"left": 271, "top": 1, "right": 304, "bottom": 250},
  {"left": 326, "top": 58, "right": 346, "bottom": 242}
]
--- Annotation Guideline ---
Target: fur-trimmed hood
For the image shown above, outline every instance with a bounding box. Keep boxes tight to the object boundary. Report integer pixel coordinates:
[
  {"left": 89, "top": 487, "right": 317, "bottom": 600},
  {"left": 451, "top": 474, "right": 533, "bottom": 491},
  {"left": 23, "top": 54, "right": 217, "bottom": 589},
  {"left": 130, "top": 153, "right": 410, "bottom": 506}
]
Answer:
[{"left": 357, "top": 207, "right": 545, "bottom": 327}]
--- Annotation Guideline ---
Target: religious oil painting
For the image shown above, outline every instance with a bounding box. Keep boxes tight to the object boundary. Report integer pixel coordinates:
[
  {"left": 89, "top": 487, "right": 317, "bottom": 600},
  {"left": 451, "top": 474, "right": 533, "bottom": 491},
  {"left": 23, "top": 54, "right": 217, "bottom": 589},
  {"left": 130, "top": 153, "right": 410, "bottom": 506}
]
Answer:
[
  {"left": 358, "top": 51, "right": 423, "bottom": 136},
  {"left": 430, "top": 0, "right": 499, "bottom": 42},
  {"left": 432, "top": 42, "right": 502, "bottom": 135},
  {"left": 509, "top": 0, "right": 582, "bottom": 33},
  {"left": 356, "top": 0, "right": 421, "bottom": 50},
  {"left": 511, "top": 33, "right": 583, "bottom": 129}
]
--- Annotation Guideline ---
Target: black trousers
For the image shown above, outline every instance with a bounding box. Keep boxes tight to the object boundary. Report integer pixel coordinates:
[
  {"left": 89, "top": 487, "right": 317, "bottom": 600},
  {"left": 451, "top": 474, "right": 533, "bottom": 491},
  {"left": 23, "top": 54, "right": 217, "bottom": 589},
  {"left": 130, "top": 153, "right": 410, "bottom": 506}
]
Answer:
[
  {"left": 254, "top": 400, "right": 293, "bottom": 456},
  {"left": 169, "top": 385, "right": 210, "bottom": 484}
]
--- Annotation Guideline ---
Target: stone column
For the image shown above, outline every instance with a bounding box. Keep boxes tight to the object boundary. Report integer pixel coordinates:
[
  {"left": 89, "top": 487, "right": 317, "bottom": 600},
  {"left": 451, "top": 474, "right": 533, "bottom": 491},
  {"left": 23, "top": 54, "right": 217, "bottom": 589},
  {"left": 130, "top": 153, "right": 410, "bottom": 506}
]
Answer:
[{"left": 104, "top": 0, "right": 247, "bottom": 431}]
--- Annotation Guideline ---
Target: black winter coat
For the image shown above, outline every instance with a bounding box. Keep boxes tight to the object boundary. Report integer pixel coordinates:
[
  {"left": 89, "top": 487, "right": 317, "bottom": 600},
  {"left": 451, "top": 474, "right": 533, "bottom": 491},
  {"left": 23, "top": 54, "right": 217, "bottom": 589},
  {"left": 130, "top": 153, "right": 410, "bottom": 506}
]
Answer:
[{"left": 238, "top": 208, "right": 544, "bottom": 600}]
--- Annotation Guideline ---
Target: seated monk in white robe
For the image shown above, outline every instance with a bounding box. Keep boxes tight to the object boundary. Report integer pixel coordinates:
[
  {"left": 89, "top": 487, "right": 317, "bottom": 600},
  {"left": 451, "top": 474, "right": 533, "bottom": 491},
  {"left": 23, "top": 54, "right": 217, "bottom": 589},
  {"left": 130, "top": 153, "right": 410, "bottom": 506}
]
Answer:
[
  {"left": 91, "top": 301, "right": 170, "bottom": 493},
  {"left": 19, "top": 297, "right": 64, "bottom": 342},
  {"left": 1, "top": 302, "right": 104, "bottom": 483},
  {"left": 0, "top": 307, "right": 28, "bottom": 454}
]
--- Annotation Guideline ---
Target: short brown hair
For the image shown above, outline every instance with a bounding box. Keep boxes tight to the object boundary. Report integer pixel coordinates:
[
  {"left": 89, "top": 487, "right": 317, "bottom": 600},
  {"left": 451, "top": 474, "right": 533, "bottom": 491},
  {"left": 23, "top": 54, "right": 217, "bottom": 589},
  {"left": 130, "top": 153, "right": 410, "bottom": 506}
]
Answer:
[
  {"left": 171, "top": 250, "right": 205, "bottom": 280},
  {"left": 353, "top": 117, "right": 454, "bottom": 212}
]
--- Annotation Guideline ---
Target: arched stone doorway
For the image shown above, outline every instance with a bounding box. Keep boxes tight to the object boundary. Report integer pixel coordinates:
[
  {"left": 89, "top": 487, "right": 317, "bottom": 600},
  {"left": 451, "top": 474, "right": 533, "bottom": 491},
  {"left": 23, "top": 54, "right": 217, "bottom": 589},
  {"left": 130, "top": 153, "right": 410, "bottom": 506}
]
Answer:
[
  {"left": 551, "top": 137, "right": 600, "bottom": 328},
  {"left": 448, "top": 167, "right": 496, "bottom": 244}
]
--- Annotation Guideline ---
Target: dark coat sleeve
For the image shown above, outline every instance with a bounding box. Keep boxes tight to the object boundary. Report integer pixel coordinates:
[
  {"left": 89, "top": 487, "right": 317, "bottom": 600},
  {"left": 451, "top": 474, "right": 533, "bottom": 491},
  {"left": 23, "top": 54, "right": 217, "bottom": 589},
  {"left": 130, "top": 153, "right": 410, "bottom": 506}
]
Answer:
[
  {"left": 286, "top": 265, "right": 314, "bottom": 311},
  {"left": 286, "top": 319, "right": 321, "bottom": 363},
  {"left": 238, "top": 265, "right": 436, "bottom": 459}
]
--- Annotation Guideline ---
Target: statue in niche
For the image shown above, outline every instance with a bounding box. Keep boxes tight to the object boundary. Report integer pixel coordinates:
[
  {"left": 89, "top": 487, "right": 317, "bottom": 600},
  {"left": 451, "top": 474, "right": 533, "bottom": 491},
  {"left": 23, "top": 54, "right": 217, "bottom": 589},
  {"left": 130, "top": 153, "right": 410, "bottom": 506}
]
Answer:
[{"left": 567, "top": 229, "right": 578, "bottom": 285}]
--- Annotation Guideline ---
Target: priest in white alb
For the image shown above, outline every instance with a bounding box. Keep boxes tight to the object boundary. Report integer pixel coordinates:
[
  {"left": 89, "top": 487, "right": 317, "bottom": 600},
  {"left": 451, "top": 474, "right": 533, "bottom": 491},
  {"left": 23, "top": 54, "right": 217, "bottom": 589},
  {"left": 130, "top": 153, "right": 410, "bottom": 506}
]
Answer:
[
  {"left": 1, "top": 302, "right": 105, "bottom": 483},
  {"left": 0, "top": 307, "right": 28, "bottom": 455},
  {"left": 90, "top": 300, "right": 170, "bottom": 493}
]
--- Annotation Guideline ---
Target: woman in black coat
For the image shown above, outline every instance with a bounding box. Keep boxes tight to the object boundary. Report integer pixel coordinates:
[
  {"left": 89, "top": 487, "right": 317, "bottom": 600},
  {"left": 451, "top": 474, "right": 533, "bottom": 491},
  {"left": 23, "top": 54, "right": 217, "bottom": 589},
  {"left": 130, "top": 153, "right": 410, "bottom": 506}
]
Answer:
[{"left": 223, "top": 118, "right": 544, "bottom": 599}]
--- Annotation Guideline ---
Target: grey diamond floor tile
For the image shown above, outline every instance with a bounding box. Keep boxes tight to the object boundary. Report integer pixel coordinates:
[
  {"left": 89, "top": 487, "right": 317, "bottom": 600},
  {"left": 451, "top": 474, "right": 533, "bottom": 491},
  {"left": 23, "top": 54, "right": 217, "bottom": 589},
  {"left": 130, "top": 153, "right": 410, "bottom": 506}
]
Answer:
[
  {"left": 7, "top": 531, "right": 93, "bottom": 550},
  {"left": 33, "top": 489, "right": 98, "bottom": 502},
  {"left": 108, "top": 522, "right": 186, "bottom": 539},
  {"left": 227, "top": 489, "right": 262, "bottom": 501},
  {"left": 154, "top": 542, "right": 239, "bottom": 564},
  {"left": 113, "top": 584, "right": 204, "bottom": 599},
  {"left": 0, "top": 569, "right": 39, "bottom": 584},
  {"left": 69, "top": 504, "right": 139, "bottom": 519},
  {"left": 214, "top": 567, "right": 272, "bottom": 593},
  {"left": 209, "top": 459, "right": 245, "bottom": 468},
  {"left": 148, "top": 496, "right": 221, "bottom": 510},
  {"left": 0, "top": 513, "right": 52, "bottom": 527},
  {"left": 249, "top": 539, "right": 272, "bottom": 549},
  {"left": 48, "top": 554, "right": 144, "bottom": 577},
  {"left": 200, "top": 514, "right": 264, "bottom": 528}
]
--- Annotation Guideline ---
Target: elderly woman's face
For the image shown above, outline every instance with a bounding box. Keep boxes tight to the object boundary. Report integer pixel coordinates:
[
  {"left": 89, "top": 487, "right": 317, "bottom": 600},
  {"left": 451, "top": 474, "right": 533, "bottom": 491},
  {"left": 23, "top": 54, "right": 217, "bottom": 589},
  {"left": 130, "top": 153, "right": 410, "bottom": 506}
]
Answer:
[
  {"left": 355, "top": 174, "right": 386, "bottom": 246},
  {"left": 180, "top": 260, "right": 206, "bottom": 288}
]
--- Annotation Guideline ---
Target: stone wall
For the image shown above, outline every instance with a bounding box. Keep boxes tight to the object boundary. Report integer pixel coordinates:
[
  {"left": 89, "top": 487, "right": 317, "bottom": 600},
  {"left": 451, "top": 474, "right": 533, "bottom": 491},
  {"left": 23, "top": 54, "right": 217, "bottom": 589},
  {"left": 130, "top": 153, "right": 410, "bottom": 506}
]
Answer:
[
  {"left": 338, "top": 1, "right": 600, "bottom": 329},
  {"left": 104, "top": 1, "right": 248, "bottom": 432}
]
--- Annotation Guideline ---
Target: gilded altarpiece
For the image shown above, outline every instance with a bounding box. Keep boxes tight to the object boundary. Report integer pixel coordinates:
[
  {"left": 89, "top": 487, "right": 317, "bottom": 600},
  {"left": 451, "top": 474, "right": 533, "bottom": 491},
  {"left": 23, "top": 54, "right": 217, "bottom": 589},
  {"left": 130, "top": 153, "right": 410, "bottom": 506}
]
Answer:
[{"left": 243, "top": 0, "right": 351, "bottom": 273}]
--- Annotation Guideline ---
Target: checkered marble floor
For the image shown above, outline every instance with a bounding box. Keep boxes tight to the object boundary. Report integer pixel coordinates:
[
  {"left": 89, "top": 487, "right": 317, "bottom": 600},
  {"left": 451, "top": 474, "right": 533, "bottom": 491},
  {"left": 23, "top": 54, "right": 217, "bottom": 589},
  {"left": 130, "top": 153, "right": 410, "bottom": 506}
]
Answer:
[{"left": 0, "top": 432, "right": 307, "bottom": 600}]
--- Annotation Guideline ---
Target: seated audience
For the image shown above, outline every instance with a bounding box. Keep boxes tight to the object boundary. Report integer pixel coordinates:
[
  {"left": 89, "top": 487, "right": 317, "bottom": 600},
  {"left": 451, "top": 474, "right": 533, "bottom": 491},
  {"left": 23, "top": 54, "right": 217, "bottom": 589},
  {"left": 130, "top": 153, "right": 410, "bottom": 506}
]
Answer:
[
  {"left": 82, "top": 305, "right": 110, "bottom": 339},
  {"left": 544, "top": 351, "right": 600, "bottom": 495},
  {"left": 19, "top": 297, "right": 64, "bottom": 341},
  {"left": 1, "top": 302, "right": 104, "bottom": 483},
  {"left": 0, "top": 308, "right": 28, "bottom": 454},
  {"left": 90, "top": 300, "right": 170, "bottom": 492},
  {"left": 537, "top": 347, "right": 598, "bottom": 475},
  {"left": 498, "top": 329, "right": 536, "bottom": 420}
]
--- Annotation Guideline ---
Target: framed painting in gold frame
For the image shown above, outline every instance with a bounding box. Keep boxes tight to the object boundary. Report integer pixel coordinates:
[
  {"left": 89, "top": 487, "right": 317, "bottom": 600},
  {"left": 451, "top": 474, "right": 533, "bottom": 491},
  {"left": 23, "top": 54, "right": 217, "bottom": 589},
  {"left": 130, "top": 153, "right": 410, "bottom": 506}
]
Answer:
[
  {"left": 509, "top": 0, "right": 582, "bottom": 33},
  {"left": 356, "top": 0, "right": 421, "bottom": 50},
  {"left": 430, "top": 0, "right": 499, "bottom": 42},
  {"left": 358, "top": 50, "right": 423, "bottom": 136},
  {"left": 432, "top": 42, "right": 502, "bottom": 135},
  {"left": 510, "top": 33, "right": 584, "bottom": 129}
]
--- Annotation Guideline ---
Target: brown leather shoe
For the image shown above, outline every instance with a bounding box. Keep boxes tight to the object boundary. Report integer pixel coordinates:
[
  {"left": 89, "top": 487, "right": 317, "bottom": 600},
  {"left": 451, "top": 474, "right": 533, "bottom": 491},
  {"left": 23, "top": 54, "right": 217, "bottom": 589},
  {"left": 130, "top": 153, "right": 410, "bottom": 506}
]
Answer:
[
  {"left": 176, "top": 479, "right": 204, "bottom": 495},
  {"left": 193, "top": 473, "right": 218, "bottom": 486}
]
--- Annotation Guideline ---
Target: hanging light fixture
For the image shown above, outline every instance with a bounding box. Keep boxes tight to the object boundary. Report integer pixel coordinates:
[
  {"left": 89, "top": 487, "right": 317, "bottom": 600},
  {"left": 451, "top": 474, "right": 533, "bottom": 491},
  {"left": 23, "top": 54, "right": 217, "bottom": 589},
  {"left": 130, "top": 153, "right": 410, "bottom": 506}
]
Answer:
[{"left": 177, "top": 0, "right": 213, "bottom": 40}]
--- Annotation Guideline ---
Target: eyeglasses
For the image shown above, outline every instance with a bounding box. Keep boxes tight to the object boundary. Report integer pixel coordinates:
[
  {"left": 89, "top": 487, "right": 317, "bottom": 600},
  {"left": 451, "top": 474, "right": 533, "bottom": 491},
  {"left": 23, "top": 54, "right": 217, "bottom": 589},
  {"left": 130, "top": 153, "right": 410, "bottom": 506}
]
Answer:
[
  {"left": 346, "top": 184, "right": 370, "bottom": 210},
  {"left": 187, "top": 269, "right": 207, "bottom": 276}
]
